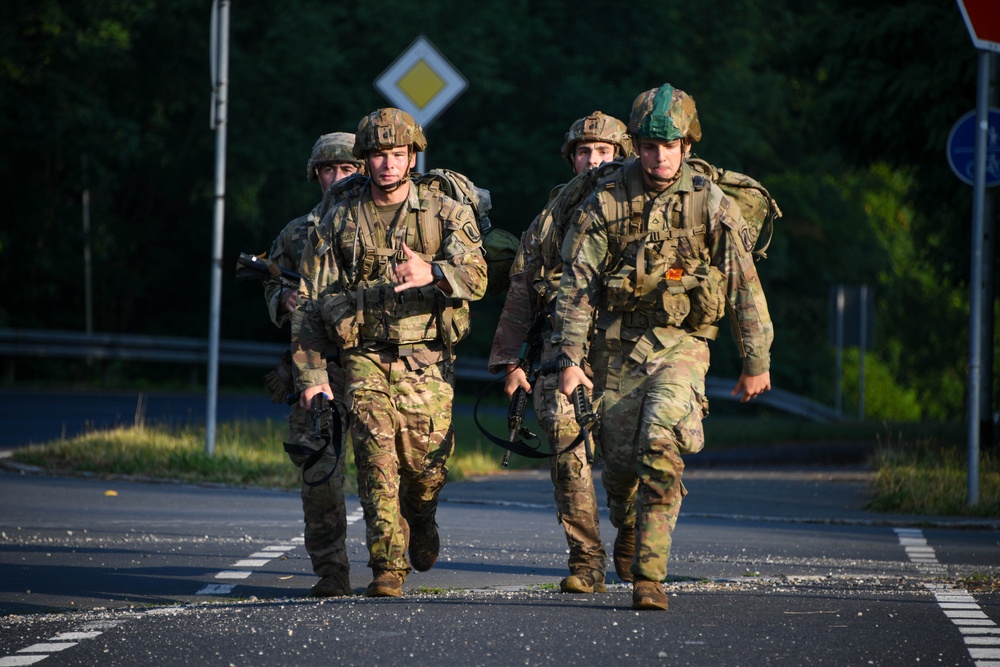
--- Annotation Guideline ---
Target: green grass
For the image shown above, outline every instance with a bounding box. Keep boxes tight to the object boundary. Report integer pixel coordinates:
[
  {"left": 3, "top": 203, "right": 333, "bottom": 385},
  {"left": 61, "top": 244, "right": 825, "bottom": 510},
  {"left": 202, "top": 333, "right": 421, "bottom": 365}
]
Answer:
[
  {"left": 868, "top": 436, "right": 999, "bottom": 518},
  {"left": 10, "top": 411, "right": 997, "bottom": 518}
]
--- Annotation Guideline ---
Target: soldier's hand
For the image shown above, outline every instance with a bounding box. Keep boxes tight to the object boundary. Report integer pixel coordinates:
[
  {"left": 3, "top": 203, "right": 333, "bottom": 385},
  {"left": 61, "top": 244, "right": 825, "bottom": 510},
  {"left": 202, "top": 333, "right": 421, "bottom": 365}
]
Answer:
[
  {"left": 558, "top": 364, "right": 592, "bottom": 398},
  {"left": 280, "top": 289, "right": 298, "bottom": 314},
  {"left": 503, "top": 364, "right": 531, "bottom": 399},
  {"left": 732, "top": 372, "right": 771, "bottom": 403},
  {"left": 300, "top": 383, "right": 333, "bottom": 410},
  {"left": 393, "top": 243, "right": 433, "bottom": 293}
]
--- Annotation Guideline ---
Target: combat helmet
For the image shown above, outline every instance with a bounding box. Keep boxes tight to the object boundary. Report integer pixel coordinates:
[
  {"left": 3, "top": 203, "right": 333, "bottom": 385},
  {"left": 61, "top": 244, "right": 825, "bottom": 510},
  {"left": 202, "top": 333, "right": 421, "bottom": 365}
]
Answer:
[
  {"left": 306, "top": 132, "right": 363, "bottom": 181},
  {"left": 352, "top": 108, "right": 428, "bottom": 159},
  {"left": 628, "top": 84, "right": 702, "bottom": 144},
  {"left": 560, "top": 111, "right": 633, "bottom": 167}
]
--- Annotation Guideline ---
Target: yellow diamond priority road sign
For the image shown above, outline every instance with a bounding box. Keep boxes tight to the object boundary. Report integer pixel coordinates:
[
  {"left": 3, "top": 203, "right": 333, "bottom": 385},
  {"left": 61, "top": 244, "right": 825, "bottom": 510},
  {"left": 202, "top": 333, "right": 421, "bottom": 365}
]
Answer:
[{"left": 375, "top": 36, "right": 467, "bottom": 127}]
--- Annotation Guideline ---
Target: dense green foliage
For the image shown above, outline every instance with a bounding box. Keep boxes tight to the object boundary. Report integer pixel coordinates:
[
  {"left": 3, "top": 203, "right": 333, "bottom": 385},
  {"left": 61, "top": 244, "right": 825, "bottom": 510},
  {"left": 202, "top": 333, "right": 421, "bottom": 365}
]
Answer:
[{"left": 1, "top": 0, "right": 996, "bottom": 422}]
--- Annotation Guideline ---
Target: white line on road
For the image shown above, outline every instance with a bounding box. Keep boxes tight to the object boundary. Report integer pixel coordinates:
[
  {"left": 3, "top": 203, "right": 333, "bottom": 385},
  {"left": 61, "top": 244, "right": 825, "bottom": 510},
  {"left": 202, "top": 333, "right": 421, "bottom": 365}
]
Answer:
[
  {"left": 0, "top": 622, "right": 116, "bottom": 666},
  {"left": 194, "top": 504, "right": 363, "bottom": 597},
  {"left": 894, "top": 528, "right": 999, "bottom": 667}
]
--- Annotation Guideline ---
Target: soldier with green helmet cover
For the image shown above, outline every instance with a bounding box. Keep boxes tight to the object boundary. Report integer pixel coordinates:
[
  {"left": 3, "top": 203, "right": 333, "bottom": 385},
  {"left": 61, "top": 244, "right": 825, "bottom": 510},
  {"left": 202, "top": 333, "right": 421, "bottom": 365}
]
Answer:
[
  {"left": 490, "top": 111, "right": 633, "bottom": 595},
  {"left": 293, "top": 108, "right": 488, "bottom": 598},
  {"left": 552, "top": 84, "right": 774, "bottom": 610},
  {"left": 261, "top": 131, "right": 363, "bottom": 598}
]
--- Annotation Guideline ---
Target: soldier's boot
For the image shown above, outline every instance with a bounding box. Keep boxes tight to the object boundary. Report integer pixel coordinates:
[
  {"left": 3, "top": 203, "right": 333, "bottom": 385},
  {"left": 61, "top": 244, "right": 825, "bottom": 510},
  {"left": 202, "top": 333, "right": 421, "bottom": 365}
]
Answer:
[
  {"left": 365, "top": 570, "right": 404, "bottom": 598},
  {"left": 559, "top": 569, "right": 607, "bottom": 594},
  {"left": 632, "top": 577, "right": 669, "bottom": 611},
  {"left": 614, "top": 527, "right": 636, "bottom": 583},
  {"left": 309, "top": 571, "right": 352, "bottom": 597},
  {"left": 408, "top": 519, "right": 439, "bottom": 572}
]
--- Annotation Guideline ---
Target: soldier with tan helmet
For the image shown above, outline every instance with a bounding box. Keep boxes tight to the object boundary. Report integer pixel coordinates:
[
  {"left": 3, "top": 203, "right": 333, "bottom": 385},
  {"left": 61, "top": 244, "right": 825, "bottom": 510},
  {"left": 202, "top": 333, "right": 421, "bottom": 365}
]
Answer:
[
  {"left": 552, "top": 85, "right": 774, "bottom": 610},
  {"left": 293, "top": 108, "right": 488, "bottom": 598},
  {"left": 489, "top": 111, "right": 633, "bottom": 594},
  {"left": 262, "top": 131, "right": 363, "bottom": 598}
]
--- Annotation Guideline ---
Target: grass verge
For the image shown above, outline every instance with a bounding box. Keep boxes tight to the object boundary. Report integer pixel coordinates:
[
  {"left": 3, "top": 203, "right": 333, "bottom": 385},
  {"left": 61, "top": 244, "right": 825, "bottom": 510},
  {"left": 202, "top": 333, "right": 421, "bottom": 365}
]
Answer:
[
  {"left": 868, "top": 436, "right": 999, "bottom": 518},
  {"left": 8, "top": 412, "right": 997, "bottom": 518}
]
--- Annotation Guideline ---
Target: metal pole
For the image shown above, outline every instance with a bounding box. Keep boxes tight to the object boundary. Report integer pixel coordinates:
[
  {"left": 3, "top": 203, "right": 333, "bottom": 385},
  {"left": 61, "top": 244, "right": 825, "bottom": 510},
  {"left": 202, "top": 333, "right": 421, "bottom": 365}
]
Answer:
[
  {"left": 82, "top": 154, "right": 93, "bottom": 335},
  {"left": 206, "top": 0, "right": 230, "bottom": 457},
  {"left": 835, "top": 285, "right": 844, "bottom": 417},
  {"left": 858, "top": 284, "right": 867, "bottom": 421},
  {"left": 980, "top": 52, "right": 997, "bottom": 452},
  {"left": 967, "top": 50, "right": 989, "bottom": 507}
]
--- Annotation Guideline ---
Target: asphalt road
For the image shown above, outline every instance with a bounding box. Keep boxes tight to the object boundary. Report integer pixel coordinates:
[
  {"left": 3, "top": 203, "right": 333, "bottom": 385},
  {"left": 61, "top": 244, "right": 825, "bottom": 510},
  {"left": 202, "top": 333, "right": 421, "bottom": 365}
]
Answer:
[{"left": 1, "top": 461, "right": 998, "bottom": 666}]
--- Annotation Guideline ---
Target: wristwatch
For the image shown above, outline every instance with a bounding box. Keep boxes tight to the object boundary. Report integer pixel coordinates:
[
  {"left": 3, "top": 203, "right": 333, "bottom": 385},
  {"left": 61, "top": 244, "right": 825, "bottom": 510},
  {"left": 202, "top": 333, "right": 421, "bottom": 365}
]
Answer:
[{"left": 431, "top": 263, "right": 445, "bottom": 283}]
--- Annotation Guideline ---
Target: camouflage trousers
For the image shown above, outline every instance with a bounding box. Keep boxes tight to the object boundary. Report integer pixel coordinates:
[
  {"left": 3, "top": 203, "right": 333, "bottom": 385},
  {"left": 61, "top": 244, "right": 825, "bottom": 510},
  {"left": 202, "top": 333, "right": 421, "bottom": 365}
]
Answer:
[
  {"left": 591, "top": 331, "right": 710, "bottom": 583},
  {"left": 533, "top": 361, "right": 606, "bottom": 577},
  {"left": 344, "top": 349, "right": 456, "bottom": 576},
  {"left": 285, "top": 363, "right": 350, "bottom": 579}
]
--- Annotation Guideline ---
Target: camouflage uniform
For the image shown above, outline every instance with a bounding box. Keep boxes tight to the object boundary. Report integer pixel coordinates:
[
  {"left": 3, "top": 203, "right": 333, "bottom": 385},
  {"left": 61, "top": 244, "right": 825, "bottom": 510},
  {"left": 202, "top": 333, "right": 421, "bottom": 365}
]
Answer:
[
  {"left": 265, "top": 203, "right": 350, "bottom": 588},
  {"left": 490, "top": 196, "right": 605, "bottom": 583},
  {"left": 264, "top": 132, "right": 361, "bottom": 595},
  {"left": 293, "top": 110, "right": 488, "bottom": 588},
  {"left": 490, "top": 112, "right": 633, "bottom": 591},
  {"left": 551, "top": 88, "right": 773, "bottom": 590}
]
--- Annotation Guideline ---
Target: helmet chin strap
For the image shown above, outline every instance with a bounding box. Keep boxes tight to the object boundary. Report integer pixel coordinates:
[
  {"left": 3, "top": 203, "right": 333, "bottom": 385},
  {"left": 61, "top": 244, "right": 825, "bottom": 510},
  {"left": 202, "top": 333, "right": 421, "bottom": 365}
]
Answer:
[
  {"left": 370, "top": 168, "right": 411, "bottom": 194},
  {"left": 365, "top": 152, "right": 413, "bottom": 194}
]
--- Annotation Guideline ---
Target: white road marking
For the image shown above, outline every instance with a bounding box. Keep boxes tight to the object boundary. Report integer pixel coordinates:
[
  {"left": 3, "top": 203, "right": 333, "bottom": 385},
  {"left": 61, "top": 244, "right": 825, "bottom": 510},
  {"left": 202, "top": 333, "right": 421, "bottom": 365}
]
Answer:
[
  {"left": 895, "top": 529, "right": 999, "bottom": 667},
  {"left": 214, "top": 570, "right": 252, "bottom": 580},
  {"left": 0, "top": 657, "right": 48, "bottom": 666},
  {"left": 195, "top": 505, "right": 363, "bottom": 597},
  {"left": 0, "top": 626, "right": 113, "bottom": 666}
]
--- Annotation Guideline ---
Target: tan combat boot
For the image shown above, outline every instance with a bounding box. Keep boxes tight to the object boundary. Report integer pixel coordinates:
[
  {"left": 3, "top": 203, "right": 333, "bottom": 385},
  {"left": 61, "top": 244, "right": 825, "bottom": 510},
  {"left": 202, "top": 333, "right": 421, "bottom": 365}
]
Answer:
[
  {"left": 632, "top": 577, "right": 669, "bottom": 610},
  {"left": 614, "top": 527, "right": 635, "bottom": 583},
  {"left": 560, "top": 569, "right": 608, "bottom": 594},
  {"left": 365, "top": 570, "right": 404, "bottom": 598}
]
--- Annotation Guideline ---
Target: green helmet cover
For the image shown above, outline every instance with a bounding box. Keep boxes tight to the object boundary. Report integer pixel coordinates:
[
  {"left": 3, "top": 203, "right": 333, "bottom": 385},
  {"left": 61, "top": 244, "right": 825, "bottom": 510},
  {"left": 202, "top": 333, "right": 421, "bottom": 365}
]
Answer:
[{"left": 629, "top": 83, "right": 702, "bottom": 143}]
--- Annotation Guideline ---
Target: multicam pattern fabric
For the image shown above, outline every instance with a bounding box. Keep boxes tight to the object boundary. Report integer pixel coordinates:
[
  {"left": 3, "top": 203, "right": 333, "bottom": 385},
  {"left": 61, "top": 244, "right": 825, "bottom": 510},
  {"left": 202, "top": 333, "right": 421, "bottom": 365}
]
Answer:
[
  {"left": 264, "top": 201, "right": 323, "bottom": 328},
  {"left": 344, "top": 350, "right": 455, "bottom": 574},
  {"left": 293, "top": 177, "right": 486, "bottom": 577},
  {"left": 293, "top": 181, "right": 487, "bottom": 386},
  {"left": 551, "top": 159, "right": 773, "bottom": 582},
  {"left": 286, "top": 365, "right": 350, "bottom": 578},
  {"left": 306, "top": 132, "right": 362, "bottom": 182},
  {"left": 352, "top": 108, "right": 427, "bottom": 159},
  {"left": 560, "top": 111, "right": 633, "bottom": 164},
  {"left": 533, "top": 369, "right": 606, "bottom": 576},
  {"left": 489, "top": 179, "right": 611, "bottom": 577},
  {"left": 265, "top": 199, "right": 350, "bottom": 582}
]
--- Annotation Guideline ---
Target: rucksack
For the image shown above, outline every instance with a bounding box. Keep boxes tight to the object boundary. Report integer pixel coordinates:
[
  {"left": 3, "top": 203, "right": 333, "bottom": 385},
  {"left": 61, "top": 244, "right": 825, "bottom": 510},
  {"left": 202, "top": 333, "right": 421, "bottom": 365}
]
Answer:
[
  {"left": 539, "top": 156, "right": 779, "bottom": 272},
  {"left": 417, "top": 169, "right": 519, "bottom": 297},
  {"left": 321, "top": 169, "right": 518, "bottom": 297},
  {"left": 686, "top": 156, "right": 780, "bottom": 261}
]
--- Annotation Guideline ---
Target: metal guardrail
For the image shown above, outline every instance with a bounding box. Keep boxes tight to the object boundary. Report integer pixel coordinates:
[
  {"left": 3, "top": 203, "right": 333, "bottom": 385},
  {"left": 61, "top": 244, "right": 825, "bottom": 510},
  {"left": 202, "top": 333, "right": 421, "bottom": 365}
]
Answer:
[{"left": 0, "top": 328, "right": 841, "bottom": 422}]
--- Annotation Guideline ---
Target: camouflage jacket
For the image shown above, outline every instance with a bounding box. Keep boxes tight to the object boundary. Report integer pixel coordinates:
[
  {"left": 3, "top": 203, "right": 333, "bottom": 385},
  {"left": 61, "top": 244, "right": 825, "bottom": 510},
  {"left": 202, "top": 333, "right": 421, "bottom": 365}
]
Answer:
[
  {"left": 487, "top": 184, "right": 566, "bottom": 373},
  {"left": 264, "top": 200, "right": 324, "bottom": 328},
  {"left": 293, "top": 179, "right": 488, "bottom": 391},
  {"left": 551, "top": 160, "right": 773, "bottom": 376}
]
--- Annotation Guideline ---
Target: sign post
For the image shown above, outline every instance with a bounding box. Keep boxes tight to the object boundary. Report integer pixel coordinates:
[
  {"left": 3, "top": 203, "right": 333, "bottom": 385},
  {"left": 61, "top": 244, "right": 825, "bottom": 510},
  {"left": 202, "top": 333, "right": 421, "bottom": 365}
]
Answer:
[
  {"left": 375, "top": 36, "right": 467, "bottom": 173},
  {"left": 955, "top": 0, "right": 1000, "bottom": 506}
]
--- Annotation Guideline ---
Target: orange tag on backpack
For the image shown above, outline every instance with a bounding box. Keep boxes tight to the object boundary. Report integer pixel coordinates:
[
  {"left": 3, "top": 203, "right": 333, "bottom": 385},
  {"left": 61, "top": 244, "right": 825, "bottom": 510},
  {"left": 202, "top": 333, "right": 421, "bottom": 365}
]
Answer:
[{"left": 666, "top": 268, "right": 684, "bottom": 281}]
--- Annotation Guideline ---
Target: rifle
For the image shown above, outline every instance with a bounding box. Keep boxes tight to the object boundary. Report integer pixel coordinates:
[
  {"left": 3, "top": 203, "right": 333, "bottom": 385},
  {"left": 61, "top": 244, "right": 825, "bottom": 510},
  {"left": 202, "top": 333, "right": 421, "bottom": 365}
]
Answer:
[
  {"left": 310, "top": 392, "right": 331, "bottom": 441},
  {"left": 234, "top": 252, "right": 301, "bottom": 289},
  {"left": 500, "top": 310, "right": 548, "bottom": 467},
  {"left": 570, "top": 385, "right": 598, "bottom": 465}
]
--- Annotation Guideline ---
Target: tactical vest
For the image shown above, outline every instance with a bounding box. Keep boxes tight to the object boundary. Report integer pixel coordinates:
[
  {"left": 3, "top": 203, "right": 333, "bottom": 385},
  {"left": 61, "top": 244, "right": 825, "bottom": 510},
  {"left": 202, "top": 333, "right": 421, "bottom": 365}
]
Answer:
[
  {"left": 597, "top": 159, "right": 725, "bottom": 337},
  {"left": 315, "top": 178, "right": 472, "bottom": 355}
]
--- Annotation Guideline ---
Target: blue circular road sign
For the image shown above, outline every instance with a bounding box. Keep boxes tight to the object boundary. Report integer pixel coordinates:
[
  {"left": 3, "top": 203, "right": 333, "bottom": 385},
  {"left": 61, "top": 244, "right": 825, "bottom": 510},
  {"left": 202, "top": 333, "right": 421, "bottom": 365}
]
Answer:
[{"left": 946, "top": 108, "right": 1000, "bottom": 187}]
